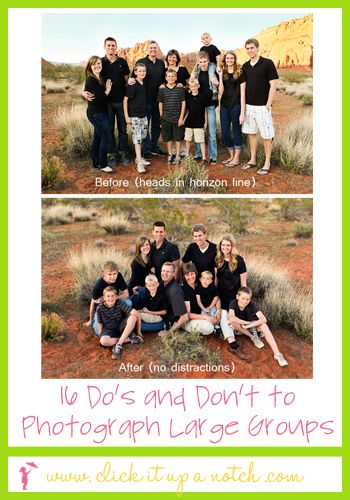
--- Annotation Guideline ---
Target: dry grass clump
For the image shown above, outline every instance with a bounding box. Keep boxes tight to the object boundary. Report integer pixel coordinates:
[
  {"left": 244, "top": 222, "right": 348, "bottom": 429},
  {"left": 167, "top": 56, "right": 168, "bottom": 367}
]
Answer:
[
  {"left": 293, "top": 222, "right": 313, "bottom": 238},
  {"left": 68, "top": 246, "right": 131, "bottom": 303},
  {"left": 55, "top": 104, "right": 92, "bottom": 156},
  {"left": 42, "top": 79, "right": 70, "bottom": 93},
  {"left": 94, "top": 239, "right": 107, "bottom": 248},
  {"left": 42, "top": 312, "right": 65, "bottom": 342},
  {"left": 99, "top": 214, "right": 131, "bottom": 235},
  {"left": 158, "top": 330, "right": 221, "bottom": 368},
  {"left": 72, "top": 207, "right": 94, "bottom": 222},
  {"left": 247, "top": 256, "right": 312, "bottom": 341},
  {"left": 42, "top": 155, "right": 66, "bottom": 191},
  {"left": 271, "top": 112, "right": 313, "bottom": 175},
  {"left": 42, "top": 204, "right": 72, "bottom": 225}
]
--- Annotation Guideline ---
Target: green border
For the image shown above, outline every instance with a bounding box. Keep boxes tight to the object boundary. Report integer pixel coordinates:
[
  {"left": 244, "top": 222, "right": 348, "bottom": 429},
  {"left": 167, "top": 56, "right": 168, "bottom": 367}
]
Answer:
[{"left": 5, "top": 2, "right": 346, "bottom": 498}]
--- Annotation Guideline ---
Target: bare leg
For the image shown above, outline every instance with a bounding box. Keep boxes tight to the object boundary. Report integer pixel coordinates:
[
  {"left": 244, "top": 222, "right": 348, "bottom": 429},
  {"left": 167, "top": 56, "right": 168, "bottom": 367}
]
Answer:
[
  {"left": 258, "top": 323, "right": 280, "bottom": 356},
  {"left": 200, "top": 142, "right": 206, "bottom": 160},
  {"left": 167, "top": 141, "right": 173, "bottom": 155},
  {"left": 135, "top": 143, "right": 142, "bottom": 163},
  {"left": 233, "top": 148, "right": 241, "bottom": 162},
  {"left": 185, "top": 141, "right": 191, "bottom": 156},
  {"left": 100, "top": 336, "right": 117, "bottom": 347},
  {"left": 175, "top": 141, "right": 181, "bottom": 156},
  {"left": 118, "top": 315, "right": 137, "bottom": 345},
  {"left": 248, "top": 134, "right": 258, "bottom": 164},
  {"left": 262, "top": 139, "right": 272, "bottom": 168}
]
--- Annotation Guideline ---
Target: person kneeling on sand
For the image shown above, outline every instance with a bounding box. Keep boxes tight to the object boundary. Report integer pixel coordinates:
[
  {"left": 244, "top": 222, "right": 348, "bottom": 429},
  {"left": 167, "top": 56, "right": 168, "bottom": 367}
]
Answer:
[
  {"left": 228, "top": 286, "right": 288, "bottom": 367},
  {"left": 96, "top": 286, "right": 142, "bottom": 360}
]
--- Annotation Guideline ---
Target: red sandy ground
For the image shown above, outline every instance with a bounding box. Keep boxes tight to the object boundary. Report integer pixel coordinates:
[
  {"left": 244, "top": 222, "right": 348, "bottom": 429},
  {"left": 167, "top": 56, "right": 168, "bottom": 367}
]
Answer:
[
  {"left": 42, "top": 90, "right": 312, "bottom": 195},
  {"left": 41, "top": 205, "right": 313, "bottom": 379}
]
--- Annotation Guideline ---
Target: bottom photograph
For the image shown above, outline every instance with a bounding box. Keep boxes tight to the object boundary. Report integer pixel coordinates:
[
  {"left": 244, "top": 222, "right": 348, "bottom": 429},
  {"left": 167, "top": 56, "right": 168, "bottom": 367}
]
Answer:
[{"left": 41, "top": 197, "right": 313, "bottom": 379}]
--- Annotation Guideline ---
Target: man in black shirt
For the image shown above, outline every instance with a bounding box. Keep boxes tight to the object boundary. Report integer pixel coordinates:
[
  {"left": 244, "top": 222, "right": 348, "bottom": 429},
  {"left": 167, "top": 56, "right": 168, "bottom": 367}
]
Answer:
[
  {"left": 150, "top": 221, "right": 180, "bottom": 281},
  {"left": 84, "top": 37, "right": 130, "bottom": 167},
  {"left": 182, "top": 223, "right": 216, "bottom": 277},
  {"left": 241, "top": 38, "right": 279, "bottom": 175}
]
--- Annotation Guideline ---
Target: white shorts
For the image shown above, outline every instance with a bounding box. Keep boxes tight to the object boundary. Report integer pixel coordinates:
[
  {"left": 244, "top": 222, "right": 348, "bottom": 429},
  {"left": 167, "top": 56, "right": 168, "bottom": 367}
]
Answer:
[
  {"left": 242, "top": 104, "right": 275, "bottom": 140},
  {"left": 131, "top": 116, "right": 148, "bottom": 145}
]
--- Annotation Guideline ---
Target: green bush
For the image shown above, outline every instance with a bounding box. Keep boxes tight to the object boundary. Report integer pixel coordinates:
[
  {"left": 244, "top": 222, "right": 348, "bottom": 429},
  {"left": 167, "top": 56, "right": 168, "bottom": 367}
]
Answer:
[
  {"left": 42, "top": 312, "right": 65, "bottom": 342},
  {"left": 275, "top": 199, "right": 313, "bottom": 221},
  {"left": 42, "top": 63, "right": 84, "bottom": 84},
  {"left": 42, "top": 156, "right": 65, "bottom": 191},
  {"left": 213, "top": 199, "right": 255, "bottom": 233},
  {"left": 281, "top": 71, "right": 309, "bottom": 84},
  {"left": 293, "top": 222, "right": 313, "bottom": 238},
  {"left": 301, "top": 94, "right": 313, "bottom": 106}
]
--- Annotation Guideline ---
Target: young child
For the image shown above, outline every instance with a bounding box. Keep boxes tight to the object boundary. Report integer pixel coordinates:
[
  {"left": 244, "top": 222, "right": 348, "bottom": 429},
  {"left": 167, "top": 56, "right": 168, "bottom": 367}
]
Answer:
[
  {"left": 184, "top": 78, "right": 207, "bottom": 163},
  {"left": 228, "top": 286, "right": 288, "bottom": 367},
  {"left": 96, "top": 286, "right": 142, "bottom": 360},
  {"left": 199, "top": 32, "right": 221, "bottom": 99},
  {"left": 123, "top": 62, "right": 151, "bottom": 174},
  {"left": 83, "top": 260, "right": 129, "bottom": 335},
  {"left": 196, "top": 270, "right": 220, "bottom": 320},
  {"left": 157, "top": 68, "right": 186, "bottom": 165},
  {"left": 137, "top": 275, "right": 167, "bottom": 326}
]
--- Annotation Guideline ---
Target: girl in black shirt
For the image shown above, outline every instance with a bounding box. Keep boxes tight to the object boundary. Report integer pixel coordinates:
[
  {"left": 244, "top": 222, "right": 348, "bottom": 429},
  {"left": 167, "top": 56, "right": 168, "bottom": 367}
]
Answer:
[
  {"left": 128, "top": 236, "right": 152, "bottom": 294},
  {"left": 84, "top": 56, "right": 113, "bottom": 172},
  {"left": 218, "top": 52, "right": 246, "bottom": 167}
]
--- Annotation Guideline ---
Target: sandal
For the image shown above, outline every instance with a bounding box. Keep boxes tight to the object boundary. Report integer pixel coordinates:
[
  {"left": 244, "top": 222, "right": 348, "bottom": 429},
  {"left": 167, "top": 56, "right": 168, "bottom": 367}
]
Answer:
[
  {"left": 241, "top": 162, "right": 256, "bottom": 170},
  {"left": 222, "top": 158, "right": 233, "bottom": 164},
  {"left": 257, "top": 166, "right": 270, "bottom": 175},
  {"left": 226, "top": 160, "right": 240, "bottom": 167}
]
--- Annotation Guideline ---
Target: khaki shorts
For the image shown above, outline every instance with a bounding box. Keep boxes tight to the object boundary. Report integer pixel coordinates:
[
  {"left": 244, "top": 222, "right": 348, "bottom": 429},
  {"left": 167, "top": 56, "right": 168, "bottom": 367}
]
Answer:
[
  {"left": 185, "top": 127, "right": 205, "bottom": 143},
  {"left": 140, "top": 312, "right": 163, "bottom": 323},
  {"left": 242, "top": 104, "right": 275, "bottom": 140}
]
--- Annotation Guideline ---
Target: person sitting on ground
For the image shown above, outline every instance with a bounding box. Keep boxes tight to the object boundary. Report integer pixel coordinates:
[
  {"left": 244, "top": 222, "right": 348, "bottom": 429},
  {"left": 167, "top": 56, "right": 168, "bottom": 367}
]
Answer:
[
  {"left": 196, "top": 270, "right": 220, "bottom": 320},
  {"left": 96, "top": 286, "right": 142, "bottom": 360},
  {"left": 83, "top": 260, "right": 129, "bottom": 335},
  {"left": 132, "top": 274, "right": 167, "bottom": 333},
  {"left": 128, "top": 236, "right": 152, "bottom": 295},
  {"left": 228, "top": 286, "right": 288, "bottom": 367}
]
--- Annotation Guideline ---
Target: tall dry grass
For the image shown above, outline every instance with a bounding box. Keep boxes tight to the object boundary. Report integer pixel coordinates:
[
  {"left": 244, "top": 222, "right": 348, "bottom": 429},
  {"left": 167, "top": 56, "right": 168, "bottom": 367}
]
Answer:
[
  {"left": 55, "top": 104, "right": 92, "bottom": 156},
  {"left": 98, "top": 214, "right": 131, "bottom": 235}
]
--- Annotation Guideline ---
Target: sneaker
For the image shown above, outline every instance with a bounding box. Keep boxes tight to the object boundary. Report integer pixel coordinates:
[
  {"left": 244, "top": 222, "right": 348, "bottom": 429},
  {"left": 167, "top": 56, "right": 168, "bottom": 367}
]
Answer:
[
  {"left": 216, "top": 327, "right": 225, "bottom": 340},
  {"left": 129, "top": 333, "right": 144, "bottom": 345},
  {"left": 111, "top": 344, "right": 123, "bottom": 359},
  {"left": 193, "top": 156, "right": 202, "bottom": 161},
  {"left": 209, "top": 159, "right": 217, "bottom": 165},
  {"left": 202, "top": 159, "right": 209, "bottom": 166},
  {"left": 228, "top": 344, "right": 251, "bottom": 361},
  {"left": 173, "top": 155, "right": 181, "bottom": 165},
  {"left": 274, "top": 353, "right": 288, "bottom": 367},
  {"left": 151, "top": 148, "right": 167, "bottom": 157},
  {"left": 119, "top": 152, "right": 130, "bottom": 165},
  {"left": 167, "top": 154, "right": 173, "bottom": 165},
  {"left": 142, "top": 152, "right": 152, "bottom": 160},
  {"left": 250, "top": 331, "right": 265, "bottom": 349},
  {"left": 136, "top": 157, "right": 151, "bottom": 166},
  {"left": 108, "top": 156, "right": 117, "bottom": 168},
  {"left": 100, "top": 166, "right": 114, "bottom": 173},
  {"left": 137, "top": 163, "right": 147, "bottom": 174}
]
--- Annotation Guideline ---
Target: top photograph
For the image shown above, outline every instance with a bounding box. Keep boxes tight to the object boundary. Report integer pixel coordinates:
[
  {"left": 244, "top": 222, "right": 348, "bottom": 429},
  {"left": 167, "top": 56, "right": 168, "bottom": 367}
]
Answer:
[{"left": 41, "top": 11, "right": 313, "bottom": 195}]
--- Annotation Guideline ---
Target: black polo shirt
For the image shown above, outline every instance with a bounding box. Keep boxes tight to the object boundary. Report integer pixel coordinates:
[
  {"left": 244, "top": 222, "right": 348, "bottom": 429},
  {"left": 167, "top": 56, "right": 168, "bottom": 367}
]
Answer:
[
  {"left": 101, "top": 56, "right": 130, "bottom": 103},
  {"left": 200, "top": 44, "right": 221, "bottom": 64},
  {"left": 196, "top": 282, "right": 218, "bottom": 308},
  {"left": 92, "top": 274, "right": 128, "bottom": 300},
  {"left": 228, "top": 299, "right": 259, "bottom": 322},
  {"left": 176, "top": 66, "right": 191, "bottom": 86},
  {"left": 198, "top": 70, "right": 218, "bottom": 107},
  {"left": 133, "top": 56, "right": 166, "bottom": 105},
  {"left": 161, "top": 279, "right": 187, "bottom": 324},
  {"left": 216, "top": 255, "right": 247, "bottom": 310},
  {"left": 182, "top": 241, "right": 217, "bottom": 277},
  {"left": 185, "top": 91, "right": 206, "bottom": 128},
  {"left": 139, "top": 288, "right": 167, "bottom": 313},
  {"left": 242, "top": 56, "right": 279, "bottom": 106},
  {"left": 125, "top": 81, "right": 147, "bottom": 118},
  {"left": 150, "top": 239, "right": 180, "bottom": 280},
  {"left": 182, "top": 282, "right": 201, "bottom": 314},
  {"left": 128, "top": 258, "right": 152, "bottom": 294}
]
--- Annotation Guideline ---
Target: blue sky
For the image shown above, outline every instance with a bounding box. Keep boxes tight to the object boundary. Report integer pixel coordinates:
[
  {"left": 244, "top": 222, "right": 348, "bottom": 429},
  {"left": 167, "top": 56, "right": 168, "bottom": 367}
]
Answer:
[{"left": 42, "top": 11, "right": 308, "bottom": 64}]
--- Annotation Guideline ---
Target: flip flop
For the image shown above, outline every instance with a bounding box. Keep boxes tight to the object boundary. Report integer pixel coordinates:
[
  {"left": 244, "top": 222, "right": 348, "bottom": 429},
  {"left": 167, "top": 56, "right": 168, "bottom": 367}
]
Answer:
[
  {"left": 222, "top": 158, "right": 233, "bottom": 164},
  {"left": 226, "top": 161, "right": 240, "bottom": 167},
  {"left": 257, "top": 166, "right": 270, "bottom": 175},
  {"left": 241, "top": 162, "right": 256, "bottom": 170}
]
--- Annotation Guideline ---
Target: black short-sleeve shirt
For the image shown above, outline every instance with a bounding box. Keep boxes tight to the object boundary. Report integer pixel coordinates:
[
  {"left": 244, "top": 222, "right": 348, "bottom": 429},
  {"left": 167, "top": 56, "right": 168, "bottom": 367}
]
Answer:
[
  {"left": 133, "top": 56, "right": 166, "bottom": 104},
  {"left": 198, "top": 70, "right": 218, "bottom": 107},
  {"left": 228, "top": 299, "right": 259, "bottom": 322},
  {"left": 101, "top": 56, "right": 130, "bottom": 103},
  {"left": 196, "top": 282, "right": 218, "bottom": 308},
  {"left": 125, "top": 81, "right": 147, "bottom": 118},
  {"left": 200, "top": 44, "right": 221, "bottom": 64},
  {"left": 161, "top": 279, "right": 187, "bottom": 323},
  {"left": 139, "top": 288, "right": 167, "bottom": 313},
  {"left": 128, "top": 258, "right": 152, "bottom": 295},
  {"left": 216, "top": 256, "right": 247, "bottom": 310},
  {"left": 182, "top": 282, "right": 201, "bottom": 314},
  {"left": 185, "top": 91, "right": 206, "bottom": 128},
  {"left": 84, "top": 76, "right": 108, "bottom": 114},
  {"left": 182, "top": 241, "right": 217, "bottom": 277},
  {"left": 242, "top": 56, "right": 279, "bottom": 106},
  {"left": 176, "top": 66, "right": 191, "bottom": 86},
  {"left": 92, "top": 274, "right": 128, "bottom": 300},
  {"left": 150, "top": 239, "right": 180, "bottom": 280},
  {"left": 220, "top": 72, "right": 246, "bottom": 108}
]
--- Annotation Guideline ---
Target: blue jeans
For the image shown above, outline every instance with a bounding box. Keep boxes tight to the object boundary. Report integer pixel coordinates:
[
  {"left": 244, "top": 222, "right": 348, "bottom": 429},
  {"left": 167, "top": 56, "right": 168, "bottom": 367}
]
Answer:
[
  {"left": 143, "top": 102, "right": 161, "bottom": 154},
  {"left": 220, "top": 104, "right": 243, "bottom": 150},
  {"left": 195, "top": 105, "right": 217, "bottom": 160},
  {"left": 107, "top": 102, "right": 128, "bottom": 155},
  {"left": 86, "top": 111, "right": 113, "bottom": 168}
]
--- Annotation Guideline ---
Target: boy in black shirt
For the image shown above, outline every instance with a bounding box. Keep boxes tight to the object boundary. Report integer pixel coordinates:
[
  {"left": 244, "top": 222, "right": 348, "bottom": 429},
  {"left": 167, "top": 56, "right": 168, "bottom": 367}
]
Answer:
[
  {"left": 196, "top": 271, "right": 219, "bottom": 316},
  {"left": 199, "top": 32, "right": 221, "bottom": 100},
  {"left": 184, "top": 78, "right": 208, "bottom": 163},
  {"left": 124, "top": 63, "right": 150, "bottom": 174},
  {"left": 135, "top": 275, "right": 167, "bottom": 333},
  {"left": 96, "top": 286, "right": 142, "bottom": 360},
  {"left": 228, "top": 286, "right": 288, "bottom": 367}
]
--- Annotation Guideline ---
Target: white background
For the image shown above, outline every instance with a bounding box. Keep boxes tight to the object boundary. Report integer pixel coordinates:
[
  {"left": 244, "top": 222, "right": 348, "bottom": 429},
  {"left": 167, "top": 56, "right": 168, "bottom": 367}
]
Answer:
[{"left": 8, "top": 9, "right": 342, "bottom": 448}]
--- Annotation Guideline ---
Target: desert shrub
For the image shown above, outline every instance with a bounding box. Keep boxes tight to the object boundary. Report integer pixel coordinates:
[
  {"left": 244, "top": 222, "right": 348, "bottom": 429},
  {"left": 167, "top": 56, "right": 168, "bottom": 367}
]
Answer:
[
  {"left": 42, "top": 155, "right": 66, "bottom": 191},
  {"left": 284, "top": 239, "right": 299, "bottom": 247},
  {"left": 275, "top": 199, "right": 313, "bottom": 221},
  {"left": 72, "top": 207, "right": 94, "bottom": 222},
  {"left": 281, "top": 71, "right": 309, "bottom": 84},
  {"left": 271, "top": 112, "right": 313, "bottom": 175},
  {"left": 42, "top": 79, "right": 70, "bottom": 93},
  {"left": 157, "top": 330, "right": 221, "bottom": 368},
  {"left": 293, "top": 222, "right": 313, "bottom": 238},
  {"left": 68, "top": 246, "right": 131, "bottom": 303},
  {"left": 213, "top": 199, "right": 255, "bottom": 233},
  {"left": 42, "top": 63, "right": 84, "bottom": 84},
  {"left": 42, "top": 204, "right": 72, "bottom": 225},
  {"left": 94, "top": 239, "right": 107, "bottom": 248},
  {"left": 157, "top": 155, "right": 225, "bottom": 194},
  {"left": 301, "top": 94, "right": 313, "bottom": 106},
  {"left": 42, "top": 312, "right": 65, "bottom": 342},
  {"left": 247, "top": 256, "right": 312, "bottom": 341},
  {"left": 99, "top": 214, "right": 131, "bottom": 235},
  {"left": 55, "top": 104, "right": 92, "bottom": 156},
  {"left": 42, "top": 229, "right": 57, "bottom": 243}
]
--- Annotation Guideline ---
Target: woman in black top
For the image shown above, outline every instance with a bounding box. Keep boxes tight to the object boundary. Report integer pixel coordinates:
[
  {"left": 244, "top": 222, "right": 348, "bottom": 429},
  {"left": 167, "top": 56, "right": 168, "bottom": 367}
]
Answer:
[
  {"left": 218, "top": 51, "right": 246, "bottom": 166},
  {"left": 165, "top": 49, "right": 190, "bottom": 88},
  {"left": 84, "top": 56, "right": 113, "bottom": 172},
  {"left": 128, "top": 236, "right": 152, "bottom": 295}
]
